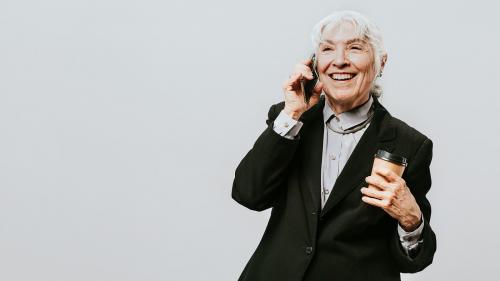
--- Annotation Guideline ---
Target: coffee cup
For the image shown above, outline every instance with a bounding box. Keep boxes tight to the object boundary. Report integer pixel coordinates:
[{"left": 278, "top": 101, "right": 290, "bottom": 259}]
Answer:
[{"left": 371, "top": 149, "right": 408, "bottom": 178}]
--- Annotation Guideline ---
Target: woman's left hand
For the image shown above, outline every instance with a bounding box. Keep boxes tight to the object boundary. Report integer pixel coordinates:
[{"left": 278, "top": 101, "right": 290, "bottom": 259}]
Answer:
[{"left": 361, "top": 166, "right": 422, "bottom": 231}]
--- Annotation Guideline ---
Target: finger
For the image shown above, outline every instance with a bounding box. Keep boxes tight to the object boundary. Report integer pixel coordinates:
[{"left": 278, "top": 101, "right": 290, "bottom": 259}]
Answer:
[
  {"left": 313, "top": 81, "right": 323, "bottom": 94},
  {"left": 365, "top": 175, "right": 396, "bottom": 191},
  {"left": 284, "top": 73, "right": 302, "bottom": 88},
  {"left": 361, "top": 196, "right": 389, "bottom": 209},
  {"left": 282, "top": 77, "right": 293, "bottom": 92},
  {"left": 301, "top": 58, "right": 312, "bottom": 66},
  {"left": 291, "top": 72, "right": 302, "bottom": 81},
  {"left": 294, "top": 64, "right": 314, "bottom": 80},
  {"left": 305, "top": 91, "right": 321, "bottom": 109},
  {"left": 283, "top": 74, "right": 306, "bottom": 95},
  {"left": 373, "top": 166, "right": 406, "bottom": 186},
  {"left": 372, "top": 166, "right": 398, "bottom": 180},
  {"left": 282, "top": 77, "right": 298, "bottom": 92},
  {"left": 360, "top": 186, "right": 390, "bottom": 200}
]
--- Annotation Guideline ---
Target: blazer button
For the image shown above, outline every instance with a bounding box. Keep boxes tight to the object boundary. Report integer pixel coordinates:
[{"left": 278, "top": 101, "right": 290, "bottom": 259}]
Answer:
[{"left": 305, "top": 246, "right": 313, "bottom": 255}]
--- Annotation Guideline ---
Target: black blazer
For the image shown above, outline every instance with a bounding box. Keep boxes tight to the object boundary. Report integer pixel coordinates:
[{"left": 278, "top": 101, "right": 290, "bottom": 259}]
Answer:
[{"left": 232, "top": 95, "right": 436, "bottom": 281}]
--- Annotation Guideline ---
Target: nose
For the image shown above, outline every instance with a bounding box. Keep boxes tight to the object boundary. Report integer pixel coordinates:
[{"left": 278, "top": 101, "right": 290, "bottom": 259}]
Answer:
[{"left": 332, "top": 49, "right": 349, "bottom": 68}]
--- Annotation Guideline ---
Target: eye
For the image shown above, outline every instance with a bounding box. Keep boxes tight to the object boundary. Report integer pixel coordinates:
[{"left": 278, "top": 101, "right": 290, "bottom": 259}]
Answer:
[
  {"left": 321, "top": 46, "right": 334, "bottom": 53},
  {"left": 350, "top": 45, "right": 363, "bottom": 50}
]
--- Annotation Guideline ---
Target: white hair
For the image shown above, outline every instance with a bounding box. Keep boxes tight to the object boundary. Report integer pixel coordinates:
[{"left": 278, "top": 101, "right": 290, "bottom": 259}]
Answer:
[{"left": 310, "top": 11, "right": 386, "bottom": 97}]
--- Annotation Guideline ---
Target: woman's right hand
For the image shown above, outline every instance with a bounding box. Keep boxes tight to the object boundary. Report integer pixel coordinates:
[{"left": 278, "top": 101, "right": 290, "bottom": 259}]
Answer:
[{"left": 281, "top": 58, "right": 323, "bottom": 120}]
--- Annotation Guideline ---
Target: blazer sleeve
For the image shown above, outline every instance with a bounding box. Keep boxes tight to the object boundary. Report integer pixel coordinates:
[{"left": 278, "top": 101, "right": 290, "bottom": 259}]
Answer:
[
  {"left": 231, "top": 103, "right": 300, "bottom": 211},
  {"left": 389, "top": 137, "right": 437, "bottom": 273}
]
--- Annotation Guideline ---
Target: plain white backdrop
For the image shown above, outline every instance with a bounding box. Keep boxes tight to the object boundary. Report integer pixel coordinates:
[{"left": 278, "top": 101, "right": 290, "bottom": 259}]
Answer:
[{"left": 1, "top": 0, "right": 499, "bottom": 280}]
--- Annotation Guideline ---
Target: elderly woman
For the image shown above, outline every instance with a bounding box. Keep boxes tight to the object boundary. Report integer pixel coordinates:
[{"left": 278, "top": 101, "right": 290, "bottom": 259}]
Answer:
[{"left": 232, "top": 10, "right": 436, "bottom": 281}]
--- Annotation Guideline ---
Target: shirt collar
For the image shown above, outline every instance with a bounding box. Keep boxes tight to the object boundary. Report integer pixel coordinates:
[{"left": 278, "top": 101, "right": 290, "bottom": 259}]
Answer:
[{"left": 323, "top": 95, "right": 374, "bottom": 131}]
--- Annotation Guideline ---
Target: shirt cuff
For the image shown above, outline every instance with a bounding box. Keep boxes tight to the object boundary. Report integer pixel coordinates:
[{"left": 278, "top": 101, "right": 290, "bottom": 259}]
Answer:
[
  {"left": 397, "top": 215, "right": 424, "bottom": 257},
  {"left": 272, "top": 110, "right": 304, "bottom": 140}
]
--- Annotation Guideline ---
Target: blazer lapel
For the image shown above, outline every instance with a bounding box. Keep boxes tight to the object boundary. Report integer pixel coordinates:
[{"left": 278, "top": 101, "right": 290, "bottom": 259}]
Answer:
[
  {"left": 320, "top": 97, "right": 396, "bottom": 217},
  {"left": 297, "top": 96, "right": 326, "bottom": 213}
]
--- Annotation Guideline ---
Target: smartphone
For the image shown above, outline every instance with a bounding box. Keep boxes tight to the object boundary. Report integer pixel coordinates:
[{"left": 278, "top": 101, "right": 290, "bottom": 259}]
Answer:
[{"left": 302, "top": 54, "right": 318, "bottom": 105}]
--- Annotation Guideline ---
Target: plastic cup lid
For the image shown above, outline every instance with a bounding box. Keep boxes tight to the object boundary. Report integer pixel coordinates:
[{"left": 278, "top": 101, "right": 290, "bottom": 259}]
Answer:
[{"left": 374, "top": 149, "right": 408, "bottom": 166}]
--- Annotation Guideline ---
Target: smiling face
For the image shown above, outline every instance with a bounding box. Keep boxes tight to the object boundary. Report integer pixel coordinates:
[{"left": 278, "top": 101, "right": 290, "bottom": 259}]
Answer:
[{"left": 316, "top": 22, "right": 381, "bottom": 114}]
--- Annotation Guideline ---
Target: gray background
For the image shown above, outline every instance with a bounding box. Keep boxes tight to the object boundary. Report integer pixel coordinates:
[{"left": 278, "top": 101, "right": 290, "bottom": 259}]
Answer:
[{"left": 1, "top": 0, "right": 498, "bottom": 280}]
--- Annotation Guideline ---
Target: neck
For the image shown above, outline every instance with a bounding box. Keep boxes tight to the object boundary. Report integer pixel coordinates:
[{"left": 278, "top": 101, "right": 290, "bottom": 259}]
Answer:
[{"left": 326, "top": 95, "right": 371, "bottom": 115}]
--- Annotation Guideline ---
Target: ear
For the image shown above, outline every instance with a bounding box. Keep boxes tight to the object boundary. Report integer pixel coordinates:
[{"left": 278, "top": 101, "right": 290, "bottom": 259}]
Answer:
[{"left": 380, "top": 53, "right": 388, "bottom": 73}]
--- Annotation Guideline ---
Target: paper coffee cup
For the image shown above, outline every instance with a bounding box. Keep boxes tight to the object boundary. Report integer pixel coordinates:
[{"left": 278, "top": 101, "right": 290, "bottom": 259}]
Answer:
[{"left": 372, "top": 150, "right": 408, "bottom": 177}]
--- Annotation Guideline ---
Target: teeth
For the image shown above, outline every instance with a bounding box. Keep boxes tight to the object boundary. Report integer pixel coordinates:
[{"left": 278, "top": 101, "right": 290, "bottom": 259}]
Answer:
[{"left": 331, "top": 73, "right": 355, "bottom": 80}]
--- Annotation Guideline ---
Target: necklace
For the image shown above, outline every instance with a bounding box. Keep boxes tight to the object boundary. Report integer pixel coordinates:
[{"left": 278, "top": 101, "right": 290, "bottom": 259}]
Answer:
[{"left": 325, "top": 106, "right": 375, "bottom": 134}]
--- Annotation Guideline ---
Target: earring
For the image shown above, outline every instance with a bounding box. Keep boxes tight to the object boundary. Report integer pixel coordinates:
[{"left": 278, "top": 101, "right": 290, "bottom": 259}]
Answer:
[{"left": 377, "top": 71, "right": 383, "bottom": 78}]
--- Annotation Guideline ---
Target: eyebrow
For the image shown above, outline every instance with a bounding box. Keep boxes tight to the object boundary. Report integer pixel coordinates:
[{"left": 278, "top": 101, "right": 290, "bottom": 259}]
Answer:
[{"left": 320, "top": 38, "right": 367, "bottom": 45}]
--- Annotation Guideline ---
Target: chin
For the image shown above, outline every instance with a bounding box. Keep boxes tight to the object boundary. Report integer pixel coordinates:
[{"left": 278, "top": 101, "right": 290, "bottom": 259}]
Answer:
[{"left": 325, "top": 90, "right": 357, "bottom": 103}]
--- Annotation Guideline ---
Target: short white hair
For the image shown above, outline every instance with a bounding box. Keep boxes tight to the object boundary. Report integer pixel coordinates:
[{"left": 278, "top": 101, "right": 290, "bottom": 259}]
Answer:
[{"left": 310, "top": 11, "right": 386, "bottom": 97}]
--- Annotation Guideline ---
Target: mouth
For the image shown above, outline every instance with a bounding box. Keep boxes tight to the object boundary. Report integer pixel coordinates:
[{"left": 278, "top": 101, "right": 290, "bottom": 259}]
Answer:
[{"left": 328, "top": 72, "right": 357, "bottom": 81}]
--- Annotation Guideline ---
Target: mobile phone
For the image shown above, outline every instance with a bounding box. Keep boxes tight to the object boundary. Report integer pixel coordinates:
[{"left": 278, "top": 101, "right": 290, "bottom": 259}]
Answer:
[{"left": 302, "top": 54, "right": 318, "bottom": 105}]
